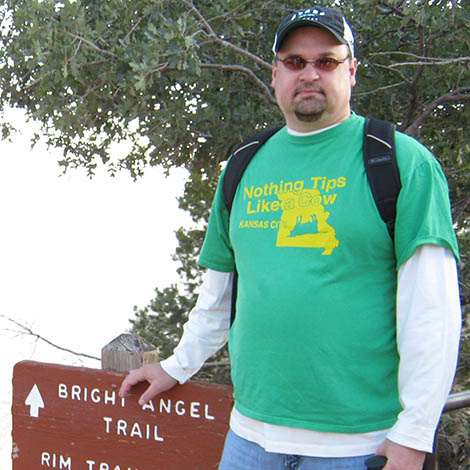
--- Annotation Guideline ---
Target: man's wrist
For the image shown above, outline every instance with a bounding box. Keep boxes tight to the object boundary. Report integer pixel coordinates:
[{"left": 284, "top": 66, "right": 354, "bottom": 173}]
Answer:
[{"left": 160, "top": 356, "right": 191, "bottom": 384}]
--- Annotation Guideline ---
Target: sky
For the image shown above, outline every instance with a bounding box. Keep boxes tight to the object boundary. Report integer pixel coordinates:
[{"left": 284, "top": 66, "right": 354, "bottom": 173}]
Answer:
[{"left": 0, "top": 110, "right": 191, "bottom": 468}]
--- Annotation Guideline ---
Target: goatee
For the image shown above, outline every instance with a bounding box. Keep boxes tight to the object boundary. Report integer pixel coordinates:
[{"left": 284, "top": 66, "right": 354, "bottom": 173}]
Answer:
[
  {"left": 294, "top": 110, "right": 324, "bottom": 122},
  {"left": 293, "top": 86, "right": 326, "bottom": 122}
]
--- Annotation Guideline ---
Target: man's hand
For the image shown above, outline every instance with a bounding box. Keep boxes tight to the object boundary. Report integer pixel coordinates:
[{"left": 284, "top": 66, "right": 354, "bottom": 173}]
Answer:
[
  {"left": 376, "top": 439, "right": 426, "bottom": 470},
  {"left": 119, "top": 363, "right": 178, "bottom": 405}
]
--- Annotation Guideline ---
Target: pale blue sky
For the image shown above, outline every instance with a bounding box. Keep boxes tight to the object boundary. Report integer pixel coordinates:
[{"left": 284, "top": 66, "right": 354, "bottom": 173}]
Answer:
[{"left": 0, "top": 113, "right": 190, "bottom": 466}]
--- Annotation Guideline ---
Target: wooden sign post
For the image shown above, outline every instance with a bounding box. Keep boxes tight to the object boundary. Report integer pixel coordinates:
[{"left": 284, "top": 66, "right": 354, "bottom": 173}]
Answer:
[{"left": 12, "top": 360, "right": 233, "bottom": 470}]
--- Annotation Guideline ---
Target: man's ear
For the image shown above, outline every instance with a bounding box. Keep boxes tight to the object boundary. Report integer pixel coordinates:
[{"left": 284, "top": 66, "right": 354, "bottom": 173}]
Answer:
[
  {"left": 271, "top": 61, "right": 277, "bottom": 88},
  {"left": 349, "top": 58, "right": 358, "bottom": 88}
]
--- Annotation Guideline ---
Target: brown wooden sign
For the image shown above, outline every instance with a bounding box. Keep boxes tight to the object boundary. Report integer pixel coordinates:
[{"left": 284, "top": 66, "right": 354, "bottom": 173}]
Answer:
[{"left": 12, "top": 360, "right": 233, "bottom": 470}]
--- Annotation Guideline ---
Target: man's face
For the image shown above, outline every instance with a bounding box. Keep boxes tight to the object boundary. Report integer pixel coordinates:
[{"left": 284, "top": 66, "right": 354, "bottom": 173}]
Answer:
[{"left": 271, "top": 26, "right": 358, "bottom": 132}]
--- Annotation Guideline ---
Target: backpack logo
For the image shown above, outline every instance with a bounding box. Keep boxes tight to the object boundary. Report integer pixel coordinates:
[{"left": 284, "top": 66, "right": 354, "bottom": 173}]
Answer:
[{"left": 368, "top": 155, "right": 392, "bottom": 166}]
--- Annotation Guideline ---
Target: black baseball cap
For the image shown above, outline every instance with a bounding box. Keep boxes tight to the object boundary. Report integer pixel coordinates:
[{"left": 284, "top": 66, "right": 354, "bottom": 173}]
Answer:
[{"left": 272, "top": 7, "right": 355, "bottom": 57}]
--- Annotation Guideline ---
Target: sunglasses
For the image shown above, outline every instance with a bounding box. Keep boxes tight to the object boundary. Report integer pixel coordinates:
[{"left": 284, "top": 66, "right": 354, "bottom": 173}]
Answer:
[{"left": 275, "top": 55, "right": 349, "bottom": 72}]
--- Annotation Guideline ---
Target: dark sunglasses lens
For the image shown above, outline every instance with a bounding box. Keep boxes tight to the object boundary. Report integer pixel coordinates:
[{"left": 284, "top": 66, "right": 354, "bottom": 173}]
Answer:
[
  {"left": 316, "top": 58, "right": 339, "bottom": 71},
  {"left": 284, "top": 57, "right": 306, "bottom": 70}
]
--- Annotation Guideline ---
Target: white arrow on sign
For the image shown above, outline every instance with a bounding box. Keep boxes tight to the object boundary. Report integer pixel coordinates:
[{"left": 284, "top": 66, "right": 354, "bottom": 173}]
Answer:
[{"left": 25, "top": 384, "right": 45, "bottom": 418}]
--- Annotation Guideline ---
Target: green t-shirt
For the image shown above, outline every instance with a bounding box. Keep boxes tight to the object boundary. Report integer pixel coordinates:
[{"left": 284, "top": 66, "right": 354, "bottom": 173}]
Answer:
[{"left": 198, "top": 113, "right": 459, "bottom": 433}]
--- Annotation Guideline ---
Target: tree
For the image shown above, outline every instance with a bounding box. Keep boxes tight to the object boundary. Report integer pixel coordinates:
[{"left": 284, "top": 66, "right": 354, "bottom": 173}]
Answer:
[
  {"left": 1, "top": 0, "right": 468, "bottom": 331},
  {"left": 1, "top": 0, "right": 469, "bottom": 462}
]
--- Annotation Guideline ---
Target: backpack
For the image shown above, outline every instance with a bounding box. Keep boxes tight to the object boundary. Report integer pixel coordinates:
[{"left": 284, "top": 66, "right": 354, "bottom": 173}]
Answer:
[{"left": 222, "top": 117, "right": 402, "bottom": 325}]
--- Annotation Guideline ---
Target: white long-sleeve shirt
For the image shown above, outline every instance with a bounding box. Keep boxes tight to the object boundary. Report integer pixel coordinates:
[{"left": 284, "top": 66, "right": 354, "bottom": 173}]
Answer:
[{"left": 161, "top": 244, "right": 461, "bottom": 455}]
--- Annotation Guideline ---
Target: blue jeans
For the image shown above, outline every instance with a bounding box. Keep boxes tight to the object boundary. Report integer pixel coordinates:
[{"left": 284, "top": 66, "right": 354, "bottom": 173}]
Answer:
[{"left": 219, "top": 430, "right": 374, "bottom": 470}]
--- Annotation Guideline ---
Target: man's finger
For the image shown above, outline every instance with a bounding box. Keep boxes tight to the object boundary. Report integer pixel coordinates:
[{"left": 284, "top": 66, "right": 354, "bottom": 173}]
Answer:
[
  {"left": 139, "top": 382, "right": 163, "bottom": 405},
  {"left": 119, "top": 368, "right": 145, "bottom": 397},
  {"left": 138, "top": 375, "right": 178, "bottom": 405}
]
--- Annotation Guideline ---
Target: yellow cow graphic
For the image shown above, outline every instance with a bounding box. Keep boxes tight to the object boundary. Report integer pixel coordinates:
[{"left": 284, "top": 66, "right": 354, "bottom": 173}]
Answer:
[{"left": 276, "top": 189, "right": 339, "bottom": 255}]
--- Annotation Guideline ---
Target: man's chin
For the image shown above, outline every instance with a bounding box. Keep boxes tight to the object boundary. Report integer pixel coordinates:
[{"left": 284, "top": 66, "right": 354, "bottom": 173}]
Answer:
[{"left": 294, "top": 111, "right": 324, "bottom": 122}]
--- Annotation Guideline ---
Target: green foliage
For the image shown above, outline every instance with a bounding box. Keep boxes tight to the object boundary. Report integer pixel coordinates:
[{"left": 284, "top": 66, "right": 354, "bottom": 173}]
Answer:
[
  {"left": 0, "top": 0, "right": 281, "bottom": 180},
  {"left": 1, "top": 0, "right": 470, "bottom": 464},
  {"left": 130, "top": 283, "right": 196, "bottom": 359}
]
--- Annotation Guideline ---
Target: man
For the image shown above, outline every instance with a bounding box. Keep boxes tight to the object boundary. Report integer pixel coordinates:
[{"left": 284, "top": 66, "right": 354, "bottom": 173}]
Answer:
[{"left": 120, "top": 7, "right": 461, "bottom": 470}]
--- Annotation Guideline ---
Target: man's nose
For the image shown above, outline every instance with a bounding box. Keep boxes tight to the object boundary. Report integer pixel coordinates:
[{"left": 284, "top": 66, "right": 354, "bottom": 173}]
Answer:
[{"left": 299, "top": 63, "right": 320, "bottom": 80}]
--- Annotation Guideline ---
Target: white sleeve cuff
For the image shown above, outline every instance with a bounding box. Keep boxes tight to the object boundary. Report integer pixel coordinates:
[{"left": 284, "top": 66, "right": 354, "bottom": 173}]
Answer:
[
  {"left": 160, "top": 355, "right": 193, "bottom": 384},
  {"left": 386, "top": 422, "right": 436, "bottom": 453}
]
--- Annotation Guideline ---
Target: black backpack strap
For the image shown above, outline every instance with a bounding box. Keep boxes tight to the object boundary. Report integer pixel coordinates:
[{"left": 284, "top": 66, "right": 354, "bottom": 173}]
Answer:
[
  {"left": 223, "top": 127, "right": 281, "bottom": 326},
  {"left": 363, "top": 118, "right": 401, "bottom": 239},
  {"left": 223, "top": 127, "right": 282, "bottom": 214},
  {"left": 230, "top": 270, "right": 238, "bottom": 327}
]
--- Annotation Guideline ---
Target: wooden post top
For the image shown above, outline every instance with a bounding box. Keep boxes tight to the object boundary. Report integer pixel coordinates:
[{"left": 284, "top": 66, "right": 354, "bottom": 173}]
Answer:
[{"left": 101, "top": 334, "right": 159, "bottom": 372}]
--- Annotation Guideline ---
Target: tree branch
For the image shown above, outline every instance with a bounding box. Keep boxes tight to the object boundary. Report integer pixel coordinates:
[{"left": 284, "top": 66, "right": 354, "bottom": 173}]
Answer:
[
  {"left": 372, "top": 62, "right": 412, "bottom": 84},
  {"left": 200, "top": 63, "right": 275, "bottom": 104},
  {"left": 370, "top": 51, "right": 470, "bottom": 68},
  {"left": 65, "top": 31, "right": 120, "bottom": 60},
  {"left": 0, "top": 314, "right": 100, "bottom": 361},
  {"left": 405, "top": 25, "right": 425, "bottom": 130},
  {"left": 389, "top": 57, "right": 470, "bottom": 68},
  {"left": 180, "top": 0, "right": 272, "bottom": 71},
  {"left": 144, "top": 62, "right": 171, "bottom": 78},
  {"left": 122, "top": 15, "right": 146, "bottom": 44},
  {"left": 47, "top": 15, "right": 120, "bottom": 61},
  {"left": 353, "top": 80, "right": 407, "bottom": 97},
  {"left": 453, "top": 194, "right": 470, "bottom": 227},
  {"left": 405, "top": 87, "right": 470, "bottom": 136},
  {"left": 140, "top": 60, "right": 275, "bottom": 105},
  {"left": 206, "top": 0, "right": 252, "bottom": 23},
  {"left": 23, "top": 70, "right": 54, "bottom": 91}
]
